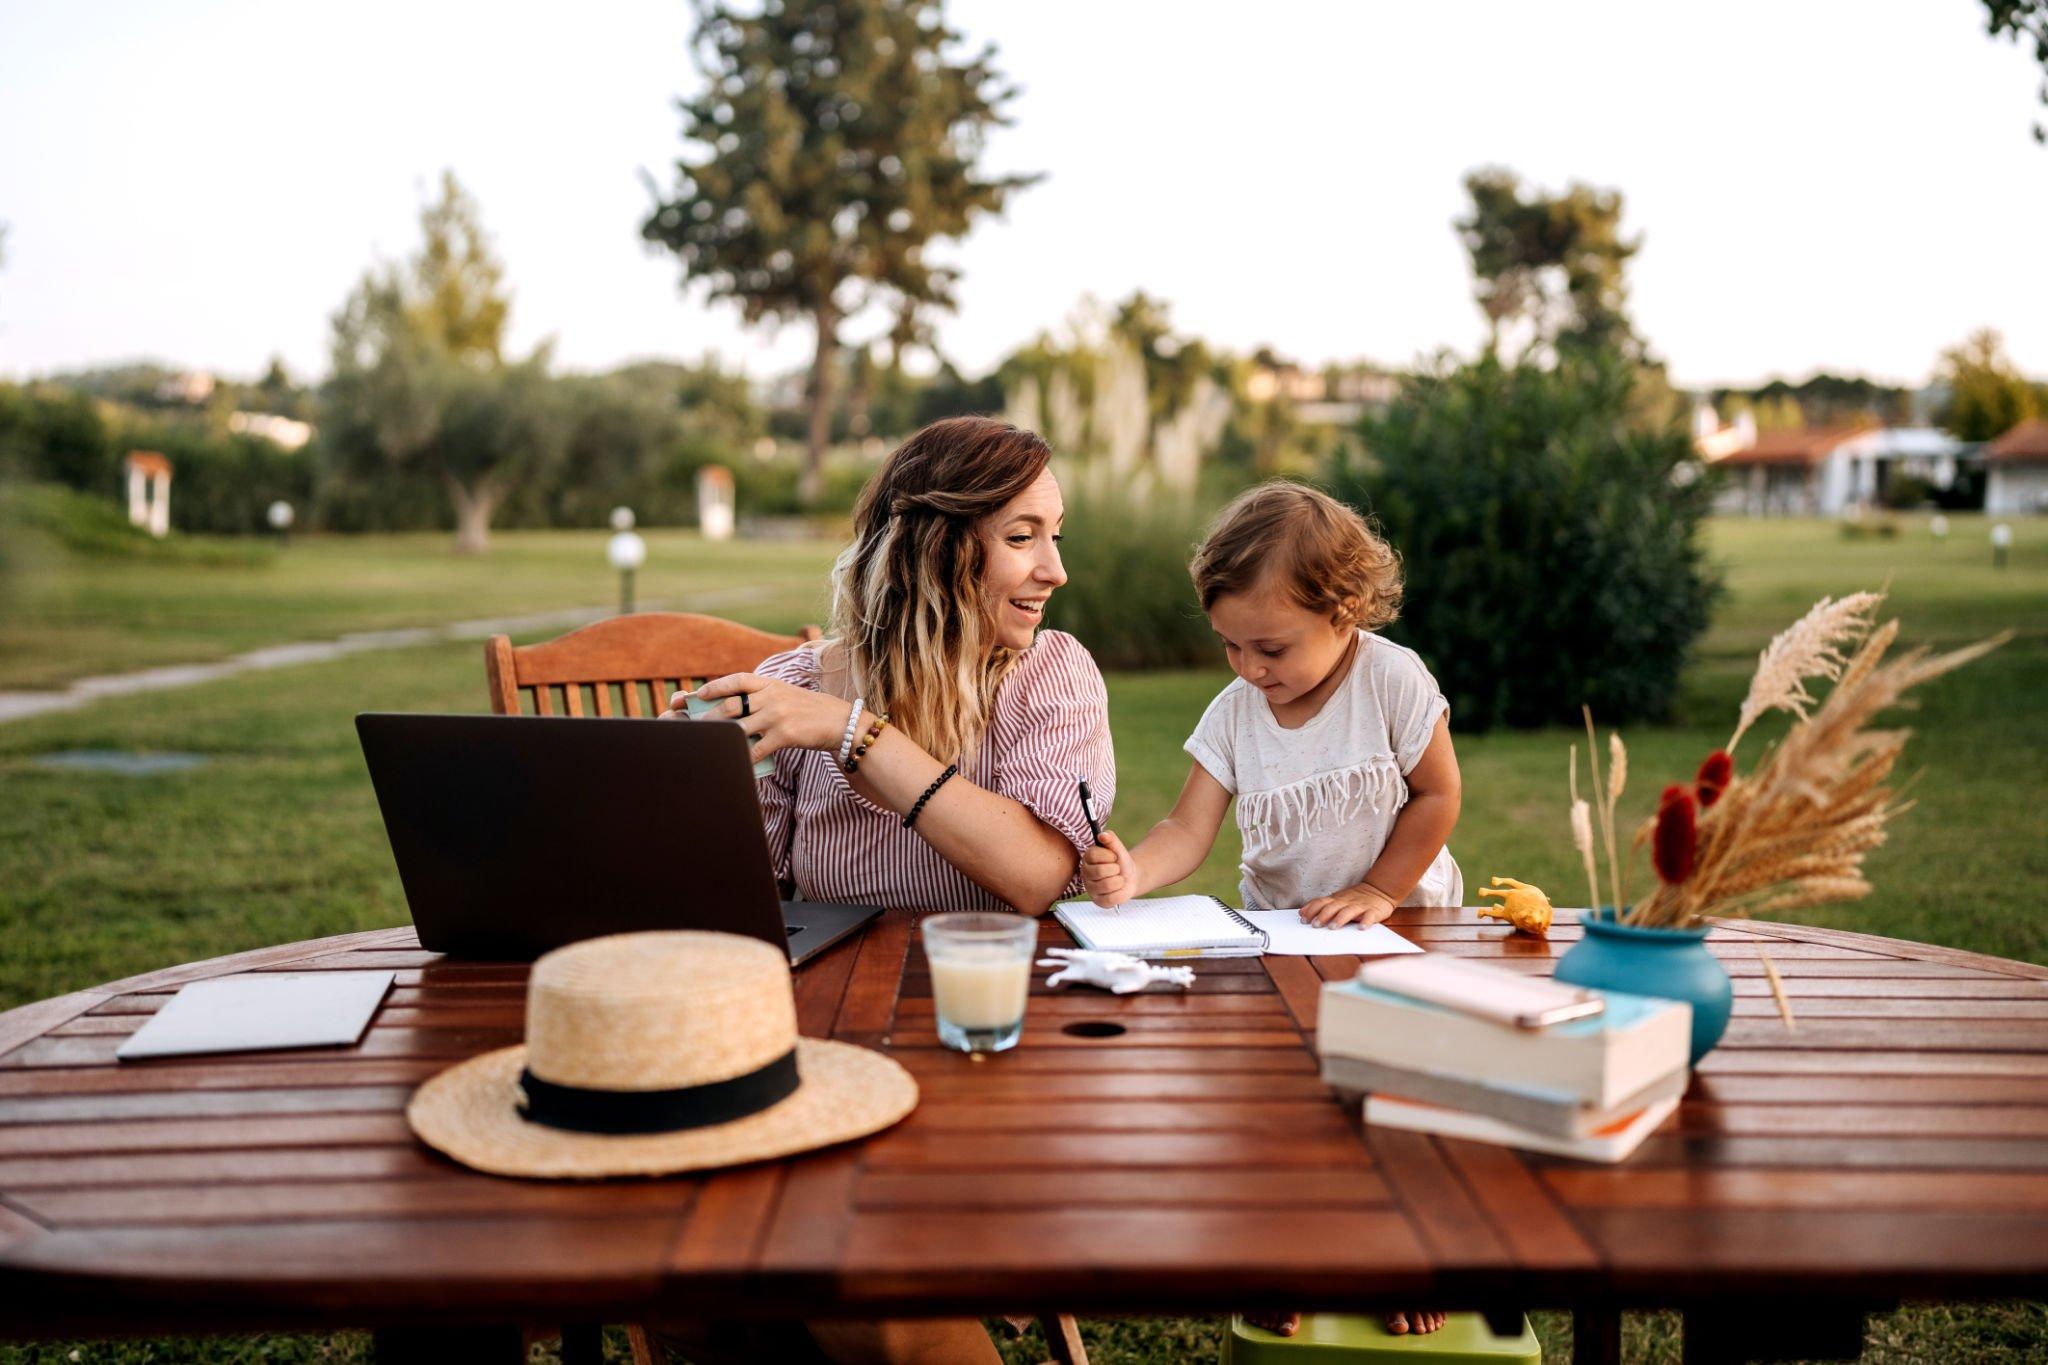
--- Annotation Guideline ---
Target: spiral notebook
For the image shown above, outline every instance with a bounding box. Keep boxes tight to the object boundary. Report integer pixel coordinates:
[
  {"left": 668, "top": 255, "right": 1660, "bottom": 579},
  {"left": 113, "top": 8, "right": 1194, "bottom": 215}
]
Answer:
[{"left": 1053, "top": 895, "right": 1268, "bottom": 958}]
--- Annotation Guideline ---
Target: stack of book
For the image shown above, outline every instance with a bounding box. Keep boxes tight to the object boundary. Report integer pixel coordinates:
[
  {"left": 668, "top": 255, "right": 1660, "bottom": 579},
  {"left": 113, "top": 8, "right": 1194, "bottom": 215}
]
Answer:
[{"left": 1317, "top": 955, "right": 1693, "bottom": 1162}]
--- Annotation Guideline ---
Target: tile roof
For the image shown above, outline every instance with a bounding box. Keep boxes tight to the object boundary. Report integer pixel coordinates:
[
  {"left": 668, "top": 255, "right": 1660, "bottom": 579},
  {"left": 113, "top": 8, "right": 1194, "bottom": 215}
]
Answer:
[
  {"left": 1714, "top": 426, "right": 1874, "bottom": 467},
  {"left": 1986, "top": 419, "right": 2048, "bottom": 462},
  {"left": 123, "top": 450, "right": 173, "bottom": 477}
]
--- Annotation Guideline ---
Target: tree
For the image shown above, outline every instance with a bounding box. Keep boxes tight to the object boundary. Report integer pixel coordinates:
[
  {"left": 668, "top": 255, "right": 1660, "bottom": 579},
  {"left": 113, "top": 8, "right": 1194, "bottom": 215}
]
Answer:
[
  {"left": 1936, "top": 328, "right": 2042, "bottom": 441},
  {"left": 1334, "top": 353, "right": 1718, "bottom": 731},
  {"left": 1455, "top": 169, "right": 1641, "bottom": 362},
  {"left": 642, "top": 0, "right": 1035, "bottom": 503},
  {"left": 321, "top": 173, "right": 555, "bottom": 553},
  {"left": 1982, "top": 0, "right": 2048, "bottom": 142}
]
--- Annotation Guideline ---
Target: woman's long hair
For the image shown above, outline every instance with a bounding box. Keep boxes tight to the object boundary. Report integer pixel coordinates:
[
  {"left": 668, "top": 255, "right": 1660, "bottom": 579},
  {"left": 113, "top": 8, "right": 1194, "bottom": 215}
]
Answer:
[{"left": 829, "top": 417, "right": 1052, "bottom": 763}]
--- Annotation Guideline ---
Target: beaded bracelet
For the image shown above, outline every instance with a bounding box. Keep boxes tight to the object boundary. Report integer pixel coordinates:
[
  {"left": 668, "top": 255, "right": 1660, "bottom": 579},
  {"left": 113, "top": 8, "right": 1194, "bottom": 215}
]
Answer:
[
  {"left": 902, "top": 763, "right": 958, "bottom": 829},
  {"left": 842, "top": 712, "right": 889, "bottom": 774},
  {"left": 836, "top": 698, "right": 866, "bottom": 771}
]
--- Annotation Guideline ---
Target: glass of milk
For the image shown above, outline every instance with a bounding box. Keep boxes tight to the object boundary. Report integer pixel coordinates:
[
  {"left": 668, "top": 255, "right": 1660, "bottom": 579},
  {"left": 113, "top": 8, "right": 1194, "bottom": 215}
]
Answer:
[{"left": 921, "top": 913, "right": 1037, "bottom": 1054}]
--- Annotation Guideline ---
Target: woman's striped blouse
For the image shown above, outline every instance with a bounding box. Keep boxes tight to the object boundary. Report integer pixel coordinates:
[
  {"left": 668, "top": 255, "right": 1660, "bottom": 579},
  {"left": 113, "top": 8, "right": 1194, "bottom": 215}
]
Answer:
[{"left": 755, "top": 629, "right": 1116, "bottom": 912}]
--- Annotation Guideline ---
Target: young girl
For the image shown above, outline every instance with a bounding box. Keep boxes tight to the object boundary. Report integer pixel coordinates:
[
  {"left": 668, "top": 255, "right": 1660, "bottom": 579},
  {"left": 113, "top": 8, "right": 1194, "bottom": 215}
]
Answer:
[
  {"left": 1081, "top": 480, "right": 1459, "bottom": 1338},
  {"left": 1082, "top": 480, "right": 1462, "bottom": 927}
]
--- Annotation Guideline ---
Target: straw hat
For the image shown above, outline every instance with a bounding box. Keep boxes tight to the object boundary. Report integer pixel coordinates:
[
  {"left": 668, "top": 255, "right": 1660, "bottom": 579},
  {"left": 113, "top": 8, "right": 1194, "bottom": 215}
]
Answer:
[{"left": 408, "top": 930, "right": 917, "bottom": 1179}]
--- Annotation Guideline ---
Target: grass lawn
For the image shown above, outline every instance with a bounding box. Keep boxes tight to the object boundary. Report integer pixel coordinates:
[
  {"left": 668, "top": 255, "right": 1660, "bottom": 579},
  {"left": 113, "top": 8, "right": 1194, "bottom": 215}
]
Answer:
[
  {"left": 0, "top": 512, "right": 2043, "bottom": 1362},
  {"left": 0, "top": 525, "right": 843, "bottom": 690}
]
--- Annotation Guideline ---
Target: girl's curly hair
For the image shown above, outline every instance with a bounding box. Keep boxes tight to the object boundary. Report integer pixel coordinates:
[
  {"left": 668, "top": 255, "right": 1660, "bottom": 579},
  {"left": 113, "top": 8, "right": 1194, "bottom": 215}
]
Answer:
[{"left": 1190, "top": 481, "right": 1402, "bottom": 630}]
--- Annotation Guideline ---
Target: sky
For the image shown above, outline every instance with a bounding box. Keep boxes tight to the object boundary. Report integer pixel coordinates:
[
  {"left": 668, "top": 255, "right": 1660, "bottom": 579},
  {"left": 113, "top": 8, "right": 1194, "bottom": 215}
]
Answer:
[{"left": 1, "top": 0, "right": 2044, "bottom": 392}]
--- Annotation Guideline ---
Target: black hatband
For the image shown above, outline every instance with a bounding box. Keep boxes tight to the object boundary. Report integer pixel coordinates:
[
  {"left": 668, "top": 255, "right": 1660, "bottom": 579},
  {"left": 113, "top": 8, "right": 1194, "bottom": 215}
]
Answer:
[{"left": 517, "top": 1049, "right": 799, "bottom": 1135}]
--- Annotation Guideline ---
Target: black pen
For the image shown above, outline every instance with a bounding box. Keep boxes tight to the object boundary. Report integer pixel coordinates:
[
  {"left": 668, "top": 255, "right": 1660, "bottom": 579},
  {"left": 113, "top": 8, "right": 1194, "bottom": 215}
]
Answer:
[{"left": 1077, "top": 776, "right": 1104, "bottom": 846}]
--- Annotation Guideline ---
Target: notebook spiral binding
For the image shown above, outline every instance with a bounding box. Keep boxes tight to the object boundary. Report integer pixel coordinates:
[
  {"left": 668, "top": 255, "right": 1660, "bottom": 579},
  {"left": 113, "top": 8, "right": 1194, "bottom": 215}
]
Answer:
[{"left": 1215, "top": 899, "right": 1270, "bottom": 951}]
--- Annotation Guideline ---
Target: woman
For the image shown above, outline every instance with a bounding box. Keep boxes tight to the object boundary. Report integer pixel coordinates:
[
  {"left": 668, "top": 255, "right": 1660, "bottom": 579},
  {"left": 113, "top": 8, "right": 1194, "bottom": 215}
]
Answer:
[
  {"left": 669, "top": 415, "right": 1113, "bottom": 918},
  {"left": 659, "top": 416, "right": 1113, "bottom": 1365}
]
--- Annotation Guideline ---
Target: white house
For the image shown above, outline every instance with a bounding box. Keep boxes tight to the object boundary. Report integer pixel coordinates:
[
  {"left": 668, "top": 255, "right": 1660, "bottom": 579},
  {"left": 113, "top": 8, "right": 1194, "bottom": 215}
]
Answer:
[
  {"left": 1705, "top": 424, "right": 1970, "bottom": 516},
  {"left": 1708, "top": 427, "right": 1871, "bottom": 516},
  {"left": 1986, "top": 419, "right": 2048, "bottom": 515}
]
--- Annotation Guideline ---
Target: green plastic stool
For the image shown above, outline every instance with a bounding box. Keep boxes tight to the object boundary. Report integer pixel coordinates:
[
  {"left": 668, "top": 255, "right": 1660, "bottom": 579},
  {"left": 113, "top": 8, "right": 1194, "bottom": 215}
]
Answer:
[{"left": 1223, "top": 1313, "right": 1540, "bottom": 1365}]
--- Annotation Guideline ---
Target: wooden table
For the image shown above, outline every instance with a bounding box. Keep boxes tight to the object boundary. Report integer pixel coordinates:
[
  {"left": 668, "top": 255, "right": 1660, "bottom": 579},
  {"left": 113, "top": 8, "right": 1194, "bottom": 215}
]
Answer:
[{"left": 1, "top": 907, "right": 2044, "bottom": 1363}]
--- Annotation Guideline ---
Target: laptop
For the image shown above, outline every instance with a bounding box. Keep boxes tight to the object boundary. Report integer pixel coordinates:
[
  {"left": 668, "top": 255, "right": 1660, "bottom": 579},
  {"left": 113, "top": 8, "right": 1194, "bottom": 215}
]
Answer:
[{"left": 355, "top": 713, "right": 882, "bottom": 965}]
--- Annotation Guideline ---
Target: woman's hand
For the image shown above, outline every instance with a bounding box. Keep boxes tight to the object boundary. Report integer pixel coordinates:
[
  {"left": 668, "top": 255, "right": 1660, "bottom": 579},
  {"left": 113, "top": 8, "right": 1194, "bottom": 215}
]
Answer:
[
  {"left": 1079, "top": 829, "right": 1141, "bottom": 908},
  {"left": 1300, "top": 884, "right": 1398, "bottom": 929},
  {"left": 660, "top": 673, "right": 854, "bottom": 766}
]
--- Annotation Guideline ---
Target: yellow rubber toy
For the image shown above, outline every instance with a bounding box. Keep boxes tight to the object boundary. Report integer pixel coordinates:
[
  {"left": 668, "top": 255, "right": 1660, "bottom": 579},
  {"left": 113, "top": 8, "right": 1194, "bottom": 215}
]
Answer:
[{"left": 1475, "top": 877, "right": 1553, "bottom": 937}]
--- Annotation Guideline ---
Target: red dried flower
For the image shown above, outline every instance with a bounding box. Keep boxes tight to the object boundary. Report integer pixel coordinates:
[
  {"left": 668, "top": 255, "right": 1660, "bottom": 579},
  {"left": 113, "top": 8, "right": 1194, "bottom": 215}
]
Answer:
[
  {"left": 1653, "top": 783, "right": 1698, "bottom": 884},
  {"left": 1695, "top": 749, "right": 1734, "bottom": 808}
]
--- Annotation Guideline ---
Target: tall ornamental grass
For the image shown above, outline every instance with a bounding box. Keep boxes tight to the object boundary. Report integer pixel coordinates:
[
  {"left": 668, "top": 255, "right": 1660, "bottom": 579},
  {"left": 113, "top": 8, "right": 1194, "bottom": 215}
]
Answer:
[{"left": 1046, "top": 470, "right": 1219, "bottom": 670}]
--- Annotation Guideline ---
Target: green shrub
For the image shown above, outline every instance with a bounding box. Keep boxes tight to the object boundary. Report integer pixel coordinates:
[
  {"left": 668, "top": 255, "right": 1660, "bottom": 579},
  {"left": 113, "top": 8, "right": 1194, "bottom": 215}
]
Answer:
[
  {"left": 0, "top": 483, "right": 273, "bottom": 566},
  {"left": 1839, "top": 514, "right": 1902, "bottom": 540},
  {"left": 1328, "top": 353, "right": 1719, "bottom": 731},
  {"left": 0, "top": 383, "right": 115, "bottom": 489},
  {"left": 1045, "top": 470, "right": 1218, "bottom": 670},
  {"left": 1879, "top": 473, "right": 1936, "bottom": 511},
  {"left": 0, "top": 383, "right": 317, "bottom": 537},
  {"left": 726, "top": 452, "right": 876, "bottom": 519},
  {"left": 138, "top": 424, "right": 318, "bottom": 536}
]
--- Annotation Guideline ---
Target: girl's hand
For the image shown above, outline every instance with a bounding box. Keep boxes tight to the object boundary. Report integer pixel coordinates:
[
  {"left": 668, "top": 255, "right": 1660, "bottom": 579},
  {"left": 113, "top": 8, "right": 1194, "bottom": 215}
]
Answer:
[
  {"left": 1300, "top": 884, "right": 1398, "bottom": 929},
  {"left": 661, "top": 674, "right": 854, "bottom": 766},
  {"left": 1079, "top": 829, "right": 1140, "bottom": 908}
]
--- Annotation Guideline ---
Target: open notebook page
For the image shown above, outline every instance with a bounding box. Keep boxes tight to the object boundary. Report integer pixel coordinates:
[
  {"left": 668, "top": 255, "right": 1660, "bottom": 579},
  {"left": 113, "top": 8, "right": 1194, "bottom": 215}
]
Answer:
[
  {"left": 1055, "top": 895, "right": 1259, "bottom": 953},
  {"left": 1237, "top": 910, "right": 1421, "bottom": 957}
]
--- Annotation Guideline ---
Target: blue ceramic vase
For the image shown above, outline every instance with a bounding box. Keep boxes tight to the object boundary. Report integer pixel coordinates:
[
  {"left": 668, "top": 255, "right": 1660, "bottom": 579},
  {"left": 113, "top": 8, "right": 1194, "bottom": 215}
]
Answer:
[{"left": 1552, "top": 909, "right": 1732, "bottom": 1065}]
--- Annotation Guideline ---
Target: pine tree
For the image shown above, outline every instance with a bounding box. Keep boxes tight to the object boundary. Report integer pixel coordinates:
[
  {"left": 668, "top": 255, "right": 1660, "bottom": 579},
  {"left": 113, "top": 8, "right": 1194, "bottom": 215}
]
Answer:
[{"left": 642, "top": 0, "right": 1035, "bottom": 503}]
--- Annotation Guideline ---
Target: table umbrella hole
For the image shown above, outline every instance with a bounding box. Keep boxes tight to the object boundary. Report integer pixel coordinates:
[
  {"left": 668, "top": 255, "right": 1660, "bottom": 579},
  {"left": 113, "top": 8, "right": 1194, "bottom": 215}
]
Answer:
[{"left": 1060, "top": 1020, "right": 1127, "bottom": 1039}]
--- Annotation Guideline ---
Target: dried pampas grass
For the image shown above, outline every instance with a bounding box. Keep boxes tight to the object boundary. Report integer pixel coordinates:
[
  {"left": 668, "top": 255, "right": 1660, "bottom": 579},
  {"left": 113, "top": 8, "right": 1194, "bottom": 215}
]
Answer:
[
  {"left": 1629, "top": 605, "right": 2009, "bottom": 931},
  {"left": 1728, "top": 591, "right": 1884, "bottom": 752},
  {"left": 1569, "top": 745, "right": 1600, "bottom": 915}
]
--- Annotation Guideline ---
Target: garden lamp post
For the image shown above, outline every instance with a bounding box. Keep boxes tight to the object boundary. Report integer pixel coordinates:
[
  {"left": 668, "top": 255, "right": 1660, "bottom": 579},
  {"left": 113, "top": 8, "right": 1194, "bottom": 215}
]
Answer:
[
  {"left": 266, "top": 500, "right": 294, "bottom": 547},
  {"left": 607, "top": 508, "right": 646, "bottom": 615},
  {"left": 1992, "top": 522, "right": 2012, "bottom": 570}
]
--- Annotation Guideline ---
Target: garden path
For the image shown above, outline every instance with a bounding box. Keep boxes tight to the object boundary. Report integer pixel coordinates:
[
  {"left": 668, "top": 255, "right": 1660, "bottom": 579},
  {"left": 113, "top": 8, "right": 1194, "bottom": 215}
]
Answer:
[{"left": 0, "top": 587, "right": 774, "bottom": 725}]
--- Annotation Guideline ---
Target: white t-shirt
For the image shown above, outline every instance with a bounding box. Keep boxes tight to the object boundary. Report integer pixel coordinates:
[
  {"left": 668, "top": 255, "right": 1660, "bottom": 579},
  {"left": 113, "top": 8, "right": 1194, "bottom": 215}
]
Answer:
[{"left": 1184, "top": 631, "right": 1464, "bottom": 912}]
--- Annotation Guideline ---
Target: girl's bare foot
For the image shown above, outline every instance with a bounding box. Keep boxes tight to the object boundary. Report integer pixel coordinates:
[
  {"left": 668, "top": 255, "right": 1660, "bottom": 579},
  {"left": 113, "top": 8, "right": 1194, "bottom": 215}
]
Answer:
[
  {"left": 1242, "top": 1311, "right": 1300, "bottom": 1336},
  {"left": 1385, "top": 1310, "right": 1447, "bottom": 1335}
]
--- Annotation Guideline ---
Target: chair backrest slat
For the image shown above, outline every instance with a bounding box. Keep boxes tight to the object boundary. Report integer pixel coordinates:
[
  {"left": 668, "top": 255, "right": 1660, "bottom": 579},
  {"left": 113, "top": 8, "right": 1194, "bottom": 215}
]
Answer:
[{"left": 485, "top": 612, "right": 819, "bottom": 719}]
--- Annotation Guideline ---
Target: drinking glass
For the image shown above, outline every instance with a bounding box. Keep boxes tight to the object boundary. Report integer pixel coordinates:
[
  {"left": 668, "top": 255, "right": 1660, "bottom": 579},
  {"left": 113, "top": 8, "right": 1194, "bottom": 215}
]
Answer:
[
  {"left": 920, "top": 913, "right": 1037, "bottom": 1054},
  {"left": 684, "top": 691, "right": 775, "bottom": 779}
]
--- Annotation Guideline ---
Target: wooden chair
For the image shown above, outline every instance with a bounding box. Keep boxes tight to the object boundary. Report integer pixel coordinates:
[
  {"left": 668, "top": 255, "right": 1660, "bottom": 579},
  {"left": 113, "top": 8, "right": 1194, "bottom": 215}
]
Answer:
[
  {"left": 485, "top": 611, "right": 821, "bottom": 718},
  {"left": 485, "top": 612, "right": 1091, "bottom": 1365}
]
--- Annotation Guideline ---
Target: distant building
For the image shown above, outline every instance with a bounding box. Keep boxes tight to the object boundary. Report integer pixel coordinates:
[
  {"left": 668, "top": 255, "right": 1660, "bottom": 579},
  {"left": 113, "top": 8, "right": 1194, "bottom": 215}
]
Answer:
[
  {"left": 124, "top": 450, "right": 173, "bottom": 537},
  {"left": 1244, "top": 361, "right": 1326, "bottom": 405},
  {"left": 228, "top": 411, "right": 313, "bottom": 450},
  {"left": 1691, "top": 403, "right": 1757, "bottom": 461},
  {"left": 1245, "top": 359, "right": 1396, "bottom": 426},
  {"left": 1985, "top": 419, "right": 2048, "bottom": 515},
  {"left": 1701, "top": 416, "right": 1972, "bottom": 517},
  {"left": 154, "top": 370, "right": 216, "bottom": 405}
]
